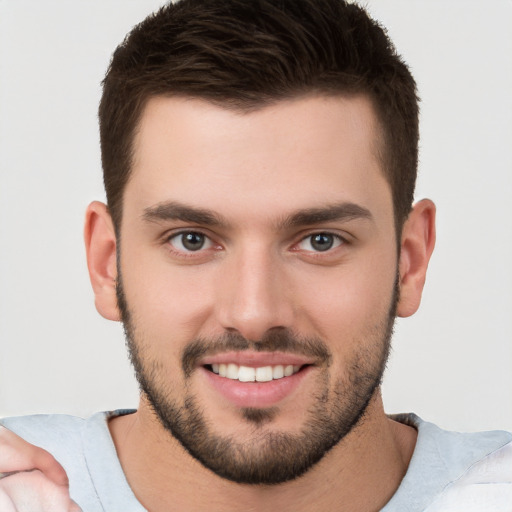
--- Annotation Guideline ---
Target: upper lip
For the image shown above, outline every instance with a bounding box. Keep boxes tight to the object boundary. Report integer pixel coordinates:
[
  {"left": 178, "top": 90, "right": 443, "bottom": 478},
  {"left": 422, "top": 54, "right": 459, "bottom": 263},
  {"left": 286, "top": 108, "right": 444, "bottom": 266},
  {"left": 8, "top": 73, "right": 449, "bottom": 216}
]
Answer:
[{"left": 199, "top": 351, "right": 316, "bottom": 367}]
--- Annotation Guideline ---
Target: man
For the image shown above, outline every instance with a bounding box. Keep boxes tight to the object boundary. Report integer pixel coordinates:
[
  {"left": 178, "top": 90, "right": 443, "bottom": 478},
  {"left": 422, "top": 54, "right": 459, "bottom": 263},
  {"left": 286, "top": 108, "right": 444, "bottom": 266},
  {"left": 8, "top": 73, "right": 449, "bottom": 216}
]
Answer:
[{"left": 0, "top": 0, "right": 510, "bottom": 510}]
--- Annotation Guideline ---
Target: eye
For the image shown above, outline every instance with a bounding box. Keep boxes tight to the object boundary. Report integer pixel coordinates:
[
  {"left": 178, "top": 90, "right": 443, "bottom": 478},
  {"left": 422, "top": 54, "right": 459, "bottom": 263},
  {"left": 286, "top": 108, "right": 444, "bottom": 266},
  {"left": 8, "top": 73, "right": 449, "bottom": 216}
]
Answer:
[
  {"left": 168, "top": 231, "right": 213, "bottom": 252},
  {"left": 297, "top": 232, "right": 344, "bottom": 252}
]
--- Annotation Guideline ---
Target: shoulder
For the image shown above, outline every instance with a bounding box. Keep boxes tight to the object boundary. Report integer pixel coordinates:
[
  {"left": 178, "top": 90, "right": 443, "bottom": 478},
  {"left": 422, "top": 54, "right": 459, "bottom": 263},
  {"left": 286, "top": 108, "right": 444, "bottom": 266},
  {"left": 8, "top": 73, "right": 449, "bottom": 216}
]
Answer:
[
  {"left": 385, "top": 414, "right": 512, "bottom": 512},
  {"left": 0, "top": 410, "right": 134, "bottom": 463},
  {"left": 0, "top": 413, "right": 97, "bottom": 507},
  {"left": 0, "top": 410, "right": 138, "bottom": 510},
  {"left": 1, "top": 413, "right": 92, "bottom": 462},
  {"left": 424, "top": 439, "right": 512, "bottom": 511},
  {"left": 1, "top": 413, "right": 87, "bottom": 442},
  {"left": 393, "top": 413, "right": 512, "bottom": 470},
  {"left": 0, "top": 413, "right": 105, "bottom": 482}
]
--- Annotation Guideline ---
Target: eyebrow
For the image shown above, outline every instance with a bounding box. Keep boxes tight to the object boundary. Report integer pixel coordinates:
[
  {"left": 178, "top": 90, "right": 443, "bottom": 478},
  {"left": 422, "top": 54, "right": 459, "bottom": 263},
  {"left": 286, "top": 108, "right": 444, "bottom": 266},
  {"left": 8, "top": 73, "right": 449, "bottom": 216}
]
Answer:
[
  {"left": 142, "top": 201, "right": 228, "bottom": 227},
  {"left": 142, "top": 200, "right": 373, "bottom": 229},
  {"left": 279, "top": 202, "right": 373, "bottom": 229}
]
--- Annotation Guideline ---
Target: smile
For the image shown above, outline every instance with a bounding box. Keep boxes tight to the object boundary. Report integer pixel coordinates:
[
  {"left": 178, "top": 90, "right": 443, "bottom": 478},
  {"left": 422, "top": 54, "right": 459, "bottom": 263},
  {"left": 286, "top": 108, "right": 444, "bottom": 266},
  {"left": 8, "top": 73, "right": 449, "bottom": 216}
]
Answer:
[
  {"left": 209, "top": 363, "right": 303, "bottom": 382},
  {"left": 199, "top": 352, "right": 314, "bottom": 407}
]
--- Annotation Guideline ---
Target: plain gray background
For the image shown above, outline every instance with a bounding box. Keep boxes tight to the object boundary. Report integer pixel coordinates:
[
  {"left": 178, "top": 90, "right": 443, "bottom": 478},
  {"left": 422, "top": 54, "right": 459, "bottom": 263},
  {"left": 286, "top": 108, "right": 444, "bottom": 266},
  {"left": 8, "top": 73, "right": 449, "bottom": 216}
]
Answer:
[{"left": 0, "top": 0, "right": 511, "bottom": 432}]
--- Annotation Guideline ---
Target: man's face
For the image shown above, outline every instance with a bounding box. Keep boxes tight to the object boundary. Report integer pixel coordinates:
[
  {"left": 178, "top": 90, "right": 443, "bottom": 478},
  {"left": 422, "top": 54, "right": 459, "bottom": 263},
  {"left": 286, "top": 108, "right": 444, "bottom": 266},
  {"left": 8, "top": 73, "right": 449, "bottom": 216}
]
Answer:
[{"left": 117, "top": 95, "right": 399, "bottom": 484}]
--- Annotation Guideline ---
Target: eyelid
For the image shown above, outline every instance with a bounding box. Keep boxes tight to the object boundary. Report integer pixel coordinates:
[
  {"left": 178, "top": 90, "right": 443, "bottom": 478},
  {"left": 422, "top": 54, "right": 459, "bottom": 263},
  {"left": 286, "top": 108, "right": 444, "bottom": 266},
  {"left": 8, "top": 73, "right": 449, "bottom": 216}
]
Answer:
[
  {"left": 164, "top": 228, "right": 222, "bottom": 257},
  {"left": 163, "top": 226, "right": 213, "bottom": 242},
  {"left": 170, "top": 232, "right": 211, "bottom": 250},
  {"left": 291, "top": 230, "right": 351, "bottom": 253},
  {"left": 161, "top": 227, "right": 351, "bottom": 258}
]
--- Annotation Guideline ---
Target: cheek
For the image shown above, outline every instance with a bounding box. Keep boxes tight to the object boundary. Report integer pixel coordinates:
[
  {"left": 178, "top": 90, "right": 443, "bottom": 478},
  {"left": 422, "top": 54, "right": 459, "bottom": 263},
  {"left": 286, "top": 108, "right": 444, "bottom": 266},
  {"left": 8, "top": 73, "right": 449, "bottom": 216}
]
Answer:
[
  {"left": 296, "top": 254, "right": 397, "bottom": 342},
  {"left": 120, "top": 247, "right": 217, "bottom": 346}
]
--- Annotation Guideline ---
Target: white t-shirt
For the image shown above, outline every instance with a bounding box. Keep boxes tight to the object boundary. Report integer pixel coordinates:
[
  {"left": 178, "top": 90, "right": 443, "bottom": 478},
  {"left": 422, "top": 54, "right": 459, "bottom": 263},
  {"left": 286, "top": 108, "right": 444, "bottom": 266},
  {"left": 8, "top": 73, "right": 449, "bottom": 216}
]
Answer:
[{"left": 1, "top": 411, "right": 511, "bottom": 511}]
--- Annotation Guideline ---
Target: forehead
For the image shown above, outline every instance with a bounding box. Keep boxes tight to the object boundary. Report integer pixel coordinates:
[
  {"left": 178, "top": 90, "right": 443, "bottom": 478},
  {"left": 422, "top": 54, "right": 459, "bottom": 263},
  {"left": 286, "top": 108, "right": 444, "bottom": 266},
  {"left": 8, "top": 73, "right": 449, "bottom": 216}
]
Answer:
[{"left": 127, "top": 94, "right": 392, "bottom": 226}]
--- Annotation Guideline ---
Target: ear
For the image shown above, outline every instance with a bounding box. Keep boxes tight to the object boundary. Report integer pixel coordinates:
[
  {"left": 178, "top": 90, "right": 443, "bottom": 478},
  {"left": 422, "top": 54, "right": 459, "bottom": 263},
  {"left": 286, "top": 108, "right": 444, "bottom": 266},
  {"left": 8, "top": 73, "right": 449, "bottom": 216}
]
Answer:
[
  {"left": 84, "top": 201, "right": 120, "bottom": 321},
  {"left": 396, "top": 199, "right": 436, "bottom": 318}
]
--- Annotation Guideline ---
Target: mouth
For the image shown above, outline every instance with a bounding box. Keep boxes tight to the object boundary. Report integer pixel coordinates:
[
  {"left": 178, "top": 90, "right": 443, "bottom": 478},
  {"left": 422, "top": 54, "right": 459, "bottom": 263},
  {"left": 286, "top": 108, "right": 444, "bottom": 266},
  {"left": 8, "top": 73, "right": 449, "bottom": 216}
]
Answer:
[
  {"left": 205, "top": 363, "right": 305, "bottom": 382},
  {"left": 199, "top": 352, "right": 314, "bottom": 408}
]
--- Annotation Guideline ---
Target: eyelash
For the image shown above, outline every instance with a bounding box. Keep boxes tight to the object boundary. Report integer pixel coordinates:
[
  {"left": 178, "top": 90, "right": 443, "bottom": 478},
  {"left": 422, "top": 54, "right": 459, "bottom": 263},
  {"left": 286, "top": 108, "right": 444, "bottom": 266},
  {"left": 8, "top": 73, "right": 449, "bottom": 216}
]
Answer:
[
  {"left": 295, "top": 232, "right": 346, "bottom": 253},
  {"left": 166, "top": 230, "right": 217, "bottom": 257},
  {"left": 164, "top": 230, "right": 348, "bottom": 258}
]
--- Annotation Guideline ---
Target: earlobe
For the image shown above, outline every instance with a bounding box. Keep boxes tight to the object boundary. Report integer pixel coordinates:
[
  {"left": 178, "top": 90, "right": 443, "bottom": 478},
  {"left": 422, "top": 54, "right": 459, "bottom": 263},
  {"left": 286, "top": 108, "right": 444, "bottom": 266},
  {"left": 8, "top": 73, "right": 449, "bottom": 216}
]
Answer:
[
  {"left": 396, "top": 199, "right": 436, "bottom": 318},
  {"left": 84, "top": 201, "right": 120, "bottom": 321}
]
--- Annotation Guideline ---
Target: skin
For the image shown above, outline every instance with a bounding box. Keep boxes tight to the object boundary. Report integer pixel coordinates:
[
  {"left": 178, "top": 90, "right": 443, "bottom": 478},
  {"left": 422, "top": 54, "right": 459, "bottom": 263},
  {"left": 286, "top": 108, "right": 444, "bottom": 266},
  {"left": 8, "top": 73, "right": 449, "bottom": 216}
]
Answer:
[
  {"left": 85, "top": 94, "right": 435, "bottom": 511},
  {"left": 0, "top": 427, "right": 80, "bottom": 511}
]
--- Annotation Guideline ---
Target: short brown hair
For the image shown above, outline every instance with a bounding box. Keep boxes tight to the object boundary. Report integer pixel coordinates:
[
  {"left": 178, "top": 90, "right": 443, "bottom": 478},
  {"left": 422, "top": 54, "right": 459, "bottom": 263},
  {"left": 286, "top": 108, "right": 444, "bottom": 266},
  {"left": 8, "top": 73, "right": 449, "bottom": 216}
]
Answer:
[{"left": 99, "top": 0, "right": 419, "bottom": 233}]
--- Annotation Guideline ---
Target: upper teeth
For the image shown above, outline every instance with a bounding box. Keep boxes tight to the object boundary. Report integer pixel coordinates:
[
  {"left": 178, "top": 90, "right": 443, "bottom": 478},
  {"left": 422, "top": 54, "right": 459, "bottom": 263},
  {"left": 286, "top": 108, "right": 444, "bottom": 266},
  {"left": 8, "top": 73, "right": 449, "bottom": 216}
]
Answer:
[{"left": 211, "top": 363, "right": 301, "bottom": 382}]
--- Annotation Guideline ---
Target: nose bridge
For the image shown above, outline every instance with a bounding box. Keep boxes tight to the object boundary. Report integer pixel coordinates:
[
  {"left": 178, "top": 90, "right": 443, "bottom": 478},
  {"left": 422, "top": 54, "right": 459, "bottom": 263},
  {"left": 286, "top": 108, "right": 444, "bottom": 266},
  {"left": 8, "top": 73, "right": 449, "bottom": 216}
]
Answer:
[{"left": 216, "top": 241, "right": 293, "bottom": 341}]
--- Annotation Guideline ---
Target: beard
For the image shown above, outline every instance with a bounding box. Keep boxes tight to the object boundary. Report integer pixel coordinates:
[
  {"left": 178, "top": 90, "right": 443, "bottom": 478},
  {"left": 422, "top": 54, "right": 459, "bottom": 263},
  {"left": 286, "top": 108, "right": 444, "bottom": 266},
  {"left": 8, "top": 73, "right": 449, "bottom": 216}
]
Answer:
[{"left": 117, "top": 273, "right": 398, "bottom": 485}]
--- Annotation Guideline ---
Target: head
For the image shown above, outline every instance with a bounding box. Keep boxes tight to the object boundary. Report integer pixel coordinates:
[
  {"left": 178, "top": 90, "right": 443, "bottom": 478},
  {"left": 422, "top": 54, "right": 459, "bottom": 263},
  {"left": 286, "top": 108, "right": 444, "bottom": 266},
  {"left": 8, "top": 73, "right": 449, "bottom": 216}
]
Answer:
[
  {"left": 99, "top": 0, "right": 419, "bottom": 236},
  {"left": 87, "top": 0, "right": 435, "bottom": 486}
]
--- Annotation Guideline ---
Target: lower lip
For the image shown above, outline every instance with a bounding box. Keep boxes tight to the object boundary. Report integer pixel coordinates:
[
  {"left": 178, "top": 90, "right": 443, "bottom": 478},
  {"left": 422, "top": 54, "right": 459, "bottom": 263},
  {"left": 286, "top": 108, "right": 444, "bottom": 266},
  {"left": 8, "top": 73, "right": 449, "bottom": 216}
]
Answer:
[{"left": 201, "top": 366, "right": 312, "bottom": 408}]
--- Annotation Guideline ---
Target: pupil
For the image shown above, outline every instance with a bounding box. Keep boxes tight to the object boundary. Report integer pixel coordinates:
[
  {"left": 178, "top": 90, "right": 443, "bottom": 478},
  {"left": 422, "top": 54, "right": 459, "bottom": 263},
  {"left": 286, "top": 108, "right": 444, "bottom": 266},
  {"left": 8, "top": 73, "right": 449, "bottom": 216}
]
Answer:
[
  {"left": 182, "top": 232, "right": 204, "bottom": 251},
  {"left": 311, "top": 233, "right": 333, "bottom": 251}
]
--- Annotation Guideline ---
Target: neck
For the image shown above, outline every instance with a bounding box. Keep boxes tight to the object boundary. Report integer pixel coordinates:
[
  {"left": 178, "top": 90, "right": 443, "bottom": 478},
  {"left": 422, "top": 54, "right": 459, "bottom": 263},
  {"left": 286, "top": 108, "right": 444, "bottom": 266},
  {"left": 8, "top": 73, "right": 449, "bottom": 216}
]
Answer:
[{"left": 109, "top": 392, "right": 417, "bottom": 512}]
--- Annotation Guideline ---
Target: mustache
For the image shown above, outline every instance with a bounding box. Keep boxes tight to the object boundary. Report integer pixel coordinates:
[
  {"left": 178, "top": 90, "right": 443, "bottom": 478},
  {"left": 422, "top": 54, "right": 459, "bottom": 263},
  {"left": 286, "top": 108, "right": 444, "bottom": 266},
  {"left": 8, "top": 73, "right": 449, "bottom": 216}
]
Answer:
[{"left": 182, "top": 329, "right": 332, "bottom": 377}]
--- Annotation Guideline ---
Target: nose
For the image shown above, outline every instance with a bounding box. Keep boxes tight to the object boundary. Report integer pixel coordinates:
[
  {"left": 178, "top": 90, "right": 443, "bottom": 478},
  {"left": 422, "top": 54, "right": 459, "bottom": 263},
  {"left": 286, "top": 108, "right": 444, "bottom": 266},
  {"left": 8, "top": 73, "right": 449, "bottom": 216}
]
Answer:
[{"left": 215, "top": 245, "right": 295, "bottom": 342}]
